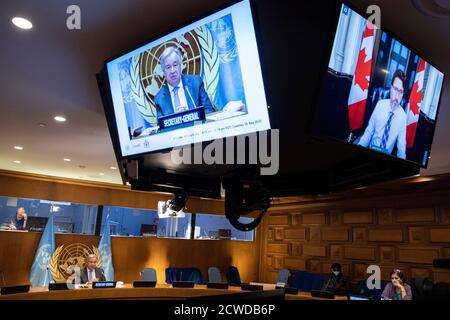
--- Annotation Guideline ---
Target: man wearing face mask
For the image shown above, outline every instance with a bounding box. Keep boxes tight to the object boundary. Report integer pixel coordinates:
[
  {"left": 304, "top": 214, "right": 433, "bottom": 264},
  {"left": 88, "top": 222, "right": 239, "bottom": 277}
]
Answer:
[
  {"left": 356, "top": 69, "right": 407, "bottom": 159},
  {"left": 381, "top": 269, "right": 412, "bottom": 300},
  {"left": 321, "top": 263, "right": 348, "bottom": 294}
]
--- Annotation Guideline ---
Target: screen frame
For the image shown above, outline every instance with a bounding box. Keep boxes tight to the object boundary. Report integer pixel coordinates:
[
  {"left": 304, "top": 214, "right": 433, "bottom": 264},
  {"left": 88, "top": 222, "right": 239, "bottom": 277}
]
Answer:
[
  {"left": 311, "top": 0, "right": 446, "bottom": 169},
  {"left": 99, "top": 0, "right": 272, "bottom": 161}
]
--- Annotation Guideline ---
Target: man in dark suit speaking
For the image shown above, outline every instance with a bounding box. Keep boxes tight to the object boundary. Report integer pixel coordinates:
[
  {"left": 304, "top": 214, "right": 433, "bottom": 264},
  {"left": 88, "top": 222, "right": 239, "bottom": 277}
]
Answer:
[
  {"left": 80, "top": 254, "right": 106, "bottom": 284},
  {"left": 155, "top": 46, "right": 214, "bottom": 119}
]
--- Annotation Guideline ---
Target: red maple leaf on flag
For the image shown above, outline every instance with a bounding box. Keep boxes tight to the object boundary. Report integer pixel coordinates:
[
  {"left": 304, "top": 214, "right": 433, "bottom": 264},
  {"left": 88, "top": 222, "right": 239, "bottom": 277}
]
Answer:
[
  {"left": 409, "top": 80, "right": 423, "bottom": 115},
  {"left": 354, "top": 48, "right": 371, "bottom": 92}
]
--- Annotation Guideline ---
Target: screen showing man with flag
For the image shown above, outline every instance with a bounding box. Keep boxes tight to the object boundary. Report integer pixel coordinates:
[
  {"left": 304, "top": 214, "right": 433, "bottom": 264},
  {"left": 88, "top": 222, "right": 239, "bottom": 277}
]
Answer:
[
  {"left": 315, "top": 3, "right": 445, "bottom": 167},
  {"left": 356, "top": 70, "right": 407, "bottom": 159}
]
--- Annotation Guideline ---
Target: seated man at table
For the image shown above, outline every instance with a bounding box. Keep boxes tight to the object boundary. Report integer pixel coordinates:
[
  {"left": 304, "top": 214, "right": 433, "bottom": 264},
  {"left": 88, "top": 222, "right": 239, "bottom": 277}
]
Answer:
[
  {"left": 80, "top": 254, "right": 106, "bottom": 284},
  {"left": 321, "top": 263, "right": 348, "bottom": 294},
  {"left": 155, "top": 46, "right": 214, "bottom": 119}
]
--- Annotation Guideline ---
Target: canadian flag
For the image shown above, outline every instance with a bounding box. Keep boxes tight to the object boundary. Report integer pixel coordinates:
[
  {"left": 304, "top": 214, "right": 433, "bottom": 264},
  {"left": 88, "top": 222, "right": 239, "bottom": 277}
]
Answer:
[
  {"left": 406, "top": 58, "right": 426, "bottom": 148},
  {"left": 348, "top": 22, "right": 375, "bottom": 131}
]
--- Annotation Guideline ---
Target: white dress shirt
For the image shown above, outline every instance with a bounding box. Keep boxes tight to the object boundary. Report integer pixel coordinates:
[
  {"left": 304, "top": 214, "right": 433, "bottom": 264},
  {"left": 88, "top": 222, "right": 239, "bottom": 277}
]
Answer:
[
  {"left": 167, "top": 80, "right": 189, "bottom": 113},
  {"left": 88, "top": 269, "right": 96, "bottom": 282},
  {"left": 357, "top": 99, "right": 407, "bottom": 159}
]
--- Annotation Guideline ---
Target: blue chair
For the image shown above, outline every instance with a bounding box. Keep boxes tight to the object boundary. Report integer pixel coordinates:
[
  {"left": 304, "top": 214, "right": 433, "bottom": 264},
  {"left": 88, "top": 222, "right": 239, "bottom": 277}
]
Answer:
[
  {"left": 226, "top": 266, "right": 242, "bottom": 286},
  {"left": 356, "top": 279, "right": 390, "bottom": 300},
  {"left": 311, "top": 273, "right": 327, "bottom": 291},
  {"left": 208, "top": 267, "right": 223, "bottom": 283},
  {"left": 141, "top": 268, "right": 157, "bottom": 282},
  {"left": 292, "top": 271, "right": 307, "bottom": 291},
  {"left": 165, "top": 267, "right": 205, "bottom": 284},
  {"left": 276, "top": 269, "right": 290, "bottom": 286},
  {"left": 292, "top": 271, "right": 327, "bottom": 292}
]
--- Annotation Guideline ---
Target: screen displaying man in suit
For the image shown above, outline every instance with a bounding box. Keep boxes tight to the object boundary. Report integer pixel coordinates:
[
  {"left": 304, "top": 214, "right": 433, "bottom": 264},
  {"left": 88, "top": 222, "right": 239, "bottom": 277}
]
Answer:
[
  {"left": 80, "top": 254, "right": 106, "bottom": 284},
  {"left": 155, "top": 46, "right": 214, "bottom": 119},
  {"left": 356, "top": 69, "right": 407, "bottom": 159}
]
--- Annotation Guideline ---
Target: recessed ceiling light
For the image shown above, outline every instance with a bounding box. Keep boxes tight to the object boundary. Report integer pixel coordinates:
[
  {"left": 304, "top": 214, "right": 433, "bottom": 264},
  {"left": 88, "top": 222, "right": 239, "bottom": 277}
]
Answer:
[
  {"left": 110, "top": 166, "right": 117, "bottom": 170},
  {"left": 14, "top": 146, "right": 23, "bottom": 150},
  {"left": 38, "top": 123, "right": 47, "bottom": 127},
  {"left": 99, "top": 173, "right": 105, "bottom": 176},
  {"left": 64, "top": 158, "right": 71, "bottom": 162},
  {"left": 13, "top": 160, "right": 21, "bottom": 164},
  {"left": 54, "top": 116, "right": 66, "bottom": 122},
  {"left": 12, "top": 17, "right": 33, "bottom": 30}
]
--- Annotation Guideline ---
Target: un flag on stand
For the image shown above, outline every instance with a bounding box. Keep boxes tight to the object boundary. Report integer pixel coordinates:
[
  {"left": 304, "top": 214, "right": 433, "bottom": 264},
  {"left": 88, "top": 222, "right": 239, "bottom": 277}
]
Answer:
[
  {"left": 206, "top": 15, "right": 246, "bottom": 111},
  {"left": 99, "top": 216, "right": 115, "bottom": 281},
  {"left": 29, "top": 213, "right": 55, "bottom": 287}
]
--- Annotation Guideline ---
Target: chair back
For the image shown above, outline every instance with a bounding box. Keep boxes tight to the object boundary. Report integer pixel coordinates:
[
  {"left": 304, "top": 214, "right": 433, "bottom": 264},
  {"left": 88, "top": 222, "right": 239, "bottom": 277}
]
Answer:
[
  {"left": 208, "top": 267, "right": 223, "bottom": 283},
  {"left": 141, "top": 268, "right": 157, "bottom": 282}
]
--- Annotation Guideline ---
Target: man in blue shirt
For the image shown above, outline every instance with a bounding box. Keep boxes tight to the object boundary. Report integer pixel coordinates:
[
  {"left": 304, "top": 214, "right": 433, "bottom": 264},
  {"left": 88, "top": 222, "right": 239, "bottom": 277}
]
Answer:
[{"left": 356, "top": 70, "right": 407, "bottom": 159}]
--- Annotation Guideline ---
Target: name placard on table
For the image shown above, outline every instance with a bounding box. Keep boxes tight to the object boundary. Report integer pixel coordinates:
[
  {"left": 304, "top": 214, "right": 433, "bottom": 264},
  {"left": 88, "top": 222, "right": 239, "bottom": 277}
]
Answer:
[
  {"left": 158, "top": 107, "right": 206, "bottom": 130},
  {"left": 92, "top": 281, "right": 116, "bottom": 289}
]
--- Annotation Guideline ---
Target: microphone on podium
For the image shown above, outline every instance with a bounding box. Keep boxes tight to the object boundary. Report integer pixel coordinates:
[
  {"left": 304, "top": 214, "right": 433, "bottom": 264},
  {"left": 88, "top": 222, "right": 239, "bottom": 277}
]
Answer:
[{"left": 185, "top": 86, "right": 197, "bottom": 109}]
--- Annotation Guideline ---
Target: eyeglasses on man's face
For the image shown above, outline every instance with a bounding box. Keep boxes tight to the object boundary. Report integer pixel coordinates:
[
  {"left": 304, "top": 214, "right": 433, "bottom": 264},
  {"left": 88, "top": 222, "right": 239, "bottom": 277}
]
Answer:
[{"left": 391, "top": 84, "right": 404, "bottom": 95}]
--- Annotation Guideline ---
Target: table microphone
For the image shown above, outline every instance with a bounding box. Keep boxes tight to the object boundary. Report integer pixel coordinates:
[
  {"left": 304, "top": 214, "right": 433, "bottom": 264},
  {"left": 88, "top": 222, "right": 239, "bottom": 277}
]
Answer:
[{"left": 185, "top": 86, "right": 197, "bottom": 109}]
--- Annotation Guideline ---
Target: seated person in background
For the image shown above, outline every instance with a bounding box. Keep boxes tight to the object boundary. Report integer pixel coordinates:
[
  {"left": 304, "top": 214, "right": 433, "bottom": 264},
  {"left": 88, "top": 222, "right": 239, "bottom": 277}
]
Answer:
[
  {"left": 14, "top": 207, "right": 28, "bottom": 230},
  {"left": 381, "top": 269, "right": 412, "bottom": 300},
  {"left": 80, "top": 254, "right": 106, "bottom": 284},
  {"left": 322, "top": 263, "right": 348, "bottom": 294}
]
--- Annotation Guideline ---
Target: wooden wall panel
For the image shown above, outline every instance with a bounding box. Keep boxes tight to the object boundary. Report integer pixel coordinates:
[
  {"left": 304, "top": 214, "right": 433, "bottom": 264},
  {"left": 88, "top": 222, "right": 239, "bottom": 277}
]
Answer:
[
  {"left": 284, "top": 258, "right": 306, "bottom": 270},
  {"left": 395, "top": 208, "right": 435, "bottom": 223},
  {"left": 268, "top": 215, "right": 290, "bottom": 226},
  {"left": 284, "top": 228, "right": 306, "bottom": 241},
  {"left": 343, "top": 211, "right": 373, "bottom": 224},
  {"left": 397, "top": 248, "right": 440, "bottom": 264},
  {"left": 267, "top": 243, "right": 290, "bottom": 255},
  {"left": 259, "top": 172, "right": 450, "bottom": 285},
  {"left": 344, "top": 247, "right": 376, "bottom": 261},
  {"left": 0, "top": 171, "right": 224, "bottom": 214},
  {"left": 368, "top": 229, "right": 404, "bottom": 242},
  {"left": 259, "top": 175, "right": 450, "bottom": 285},
  {"left": 301, "top": 213, "right": 326, "bottom": 225},
  {"left": 0, "top": 231, "right": 259, "bottom": 286},
  {"left": 430, "top": 228, "right": 450, "bottom": 242},
  {"left": 433, "top": 270, "right": 450, "bottom": 283},
  {"left": 303, "top": 245, "right": 327, "bottom": 257},
  {"left": 322, "top": 228, "right": 349, "bottom": 241}
]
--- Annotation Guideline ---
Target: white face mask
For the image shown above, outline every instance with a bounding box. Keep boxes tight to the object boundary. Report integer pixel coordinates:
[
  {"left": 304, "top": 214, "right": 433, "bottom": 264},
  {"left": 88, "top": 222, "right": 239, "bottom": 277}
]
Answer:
[{"left": 333, "top": 271, "right": 340, "bottom": 276}]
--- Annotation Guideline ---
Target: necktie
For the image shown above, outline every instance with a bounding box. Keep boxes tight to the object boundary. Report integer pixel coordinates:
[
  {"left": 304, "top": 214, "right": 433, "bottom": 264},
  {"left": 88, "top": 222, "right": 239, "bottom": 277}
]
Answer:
[
  {"left": 380, "top": 111, "right": 394, "bottom": 150},
  {"left": 173, "top": 86, "right": 181, "bottom": 113},
  {"left": 90, "top": 270, "right": 95, "bottom": 282}
]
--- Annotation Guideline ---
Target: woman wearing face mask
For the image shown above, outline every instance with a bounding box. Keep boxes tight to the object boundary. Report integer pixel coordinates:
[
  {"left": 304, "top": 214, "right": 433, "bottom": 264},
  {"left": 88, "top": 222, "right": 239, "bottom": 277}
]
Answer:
[
  {"left": 321, "top": 263, "right": 348, "bottom": 294},
  {"left": 381, "top": 269, "right": 413, "bottom": 300}
]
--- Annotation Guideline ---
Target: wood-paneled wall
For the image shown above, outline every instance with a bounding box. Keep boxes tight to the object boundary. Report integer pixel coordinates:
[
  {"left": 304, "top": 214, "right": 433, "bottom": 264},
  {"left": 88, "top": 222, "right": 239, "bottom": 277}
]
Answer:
[
  {"left": 0, "top": 170, "right": 224, "bottom": 214},
  {"left": 0, "top": 231, "right": 260, "bottom": 286},
  {"left": 0, "top": 170, "right": 260, "bottom": 286},
  {"left": 259, "top": 174, "right": 450, "bottom": 285}
]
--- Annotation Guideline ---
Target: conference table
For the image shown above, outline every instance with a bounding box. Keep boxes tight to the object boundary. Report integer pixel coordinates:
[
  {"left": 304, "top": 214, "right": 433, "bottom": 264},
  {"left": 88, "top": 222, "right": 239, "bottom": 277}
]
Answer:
[{"left": 0, "top": 283, "right": 347, "bottom": 300}]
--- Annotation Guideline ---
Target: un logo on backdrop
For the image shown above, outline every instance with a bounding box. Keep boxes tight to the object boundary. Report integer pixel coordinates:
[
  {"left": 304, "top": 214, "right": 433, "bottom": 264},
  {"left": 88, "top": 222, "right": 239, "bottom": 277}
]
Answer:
[{"left": 50, "top": 243, "right": 100, "bottom": 282}]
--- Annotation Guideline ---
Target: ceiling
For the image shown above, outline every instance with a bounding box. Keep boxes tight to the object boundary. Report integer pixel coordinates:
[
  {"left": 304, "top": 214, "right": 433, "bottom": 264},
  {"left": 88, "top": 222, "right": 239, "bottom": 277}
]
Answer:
[{"left": 0, "top": 0, "right": 449, "bottom": 186}]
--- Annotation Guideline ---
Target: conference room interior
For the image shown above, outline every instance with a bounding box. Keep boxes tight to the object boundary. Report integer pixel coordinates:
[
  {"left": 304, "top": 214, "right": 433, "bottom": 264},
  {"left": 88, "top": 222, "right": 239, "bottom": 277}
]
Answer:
[{"left": 1, "top": 0, "right": 450, "bottom": 303}]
